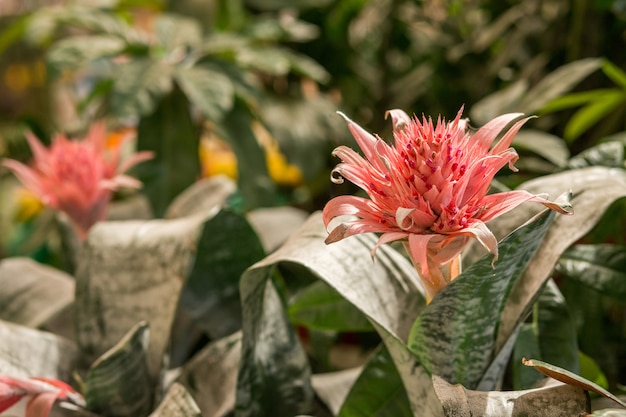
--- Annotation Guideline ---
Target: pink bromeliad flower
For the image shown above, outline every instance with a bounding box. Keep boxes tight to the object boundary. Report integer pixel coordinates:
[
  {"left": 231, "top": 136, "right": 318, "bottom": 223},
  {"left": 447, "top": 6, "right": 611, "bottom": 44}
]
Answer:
[
  {"left": 323, "top": 108, "right": 571, "bottom": 300},
  {"left": 2, "top": 123, "right": 153, "bottom": 241},
  {"left": 0, "top": 375, "right": 85, "bottom": 417}
]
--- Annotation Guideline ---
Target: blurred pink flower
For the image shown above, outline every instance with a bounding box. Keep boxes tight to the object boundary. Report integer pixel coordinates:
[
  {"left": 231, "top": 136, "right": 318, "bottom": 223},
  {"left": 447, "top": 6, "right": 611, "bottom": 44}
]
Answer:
[
  {"left": 0, "top": 375, "right": 85, "bottom": 417},
  {"left": 323, "top": 108, "right": 571, "bottom": 300},
  {"left": 2, "top": 122, "right": 153, "bottom": 241}
]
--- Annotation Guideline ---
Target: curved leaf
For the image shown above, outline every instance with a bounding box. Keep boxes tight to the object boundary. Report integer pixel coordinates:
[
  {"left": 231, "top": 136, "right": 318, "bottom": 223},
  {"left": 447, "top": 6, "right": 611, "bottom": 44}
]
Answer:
[
  {"left": 337, "top": 345, "right": 412, "bottom": 417},
  {"left": 85, "top": 322, "right": 153, "bottom": 417},
  {"left": 408, "top": 209, "right": 557, "bottom": 389},
  {"left": 0, "top": 320, "right": 77, "bottom": 380},
  {"left": 288, "top": 281, "right": 374, "bottom": 332},
  {"left": 494, "top": 167, "right": 626, "bottom": 353},
  {"left": 149, "top": 383, "right": 202, "bottom": 417},
  {"left": 0, "top": 257, "right": 74, "bottom": 328},
  {"left": 557, "top": 244, "right": 626, "bottom": 298},
  {"left": 511, "top": 130, "right": 570, "bottom": 168},
  {"left": 567, "top": 141, "right": 624, "bottom": 169},
  {"left": 523, "top": 358, "right": 626, "bottom": 409},
  {"left": 564, "top": 91, "right": 626, "bottom": 141},
  {"left": 75, "top": 213, "right": 207, "bottom": 377},
  {"left": 46, "top": 35, "right": 125, "bottom": 79}
]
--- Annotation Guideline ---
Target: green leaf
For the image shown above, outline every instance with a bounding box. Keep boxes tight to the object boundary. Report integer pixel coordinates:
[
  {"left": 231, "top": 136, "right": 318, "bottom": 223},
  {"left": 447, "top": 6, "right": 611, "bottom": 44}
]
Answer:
[
  {"left": 288, "top": 281, "right": 374, "bottom": 332},
  {"left": 564, "top": 91, "right": 626, "bottom": 141},
  {"left": 567, "top": 141, "right": 624, "bottom": 169},
  {"left": 0, "top": 257, "right": 74, "bottom": 328},
  {"left": 243, "top": 0, "right": 334, "bottom": 10},
  {"left": 0, "top": 14, "right": 30, "bottom": 56},
  {"left": 535, "top": 279, "right": 580, "bottom": 374},
  {"left": 337, "top": 345, "right": 412, "bottom": 417},
  {"left": 46, "top": 35, "right": 126, "bottom": 79},
  {"left": 110, "top": 58, "right": 174, "bottom": 118},
  {"left": 579, "top": 351, "right": 609, "bottom": 390},
  {"left": 512, "top": 323, "right": 543, "bottom": 390},
  {"left": 236, "top": 277, "right": 314, "bottom": 417},
  {"left": 523, "top": 358, "right": 626, "bottom": 408},
  {"left": 470, "top": 79, "right": 528, "bottom": 124},
  {"left": 135, "top": 87, "right": 200, "bottom": 217},
  {"left": 236, "top": 212, "right": 426, "bottom": 416},
  {"left": 539, "top": 89, "right": 616, "bottom": 114},
  {"left": 517, "top": 58, "right": 603, "bottom": 114},
  {"left": 512, "top": 130, "right": 570, "bottom": 168},
  {"left": 85, "top": 322, "right": 154, "bottom": 417},
  {"left": 408, "top": 209, "right": 556, "bottom": 389},
  {"left": 175, "top": 64, "right": 235, "bottom": 121},
  {"left": 179, "top": 209, "right": 266, "bottom": 339},
  {"left": 557, "top": 244, "right": 626, "bottom": 298},
  {"left": 602, "top": 60, "right": 626, "bottom": 89},
  {"left": 149, "top": 383, "right": 202, "bottom": 417},
  {"left": 215, "top": 99, "right": 277, "bottom": 209},
  {"left": 237, "top": 45, "right": 291, "bottom": 75},
  {"left": 155, "top": 14, "right": 202, "bottom": 53}
]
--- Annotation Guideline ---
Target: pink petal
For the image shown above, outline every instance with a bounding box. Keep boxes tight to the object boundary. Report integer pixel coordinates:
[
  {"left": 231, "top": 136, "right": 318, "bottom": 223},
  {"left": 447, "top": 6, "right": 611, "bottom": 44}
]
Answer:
[
  {"left": 337, "top": 112, "right": 387, "bottom": 172},
  {"left": 479, "top": 190, "right": 573, "bottom": 223},
  {"left": 323, "top": 195, "right": 379, "bottom": 226},
  {"left": 0, "top": 396, "right": 23, "bottom": 413},
  {"left": 472, "top": 112, "right": 524, "bottom": 153},
  {"left": 116, "top": 151, "right": 154, "bottom": 175},
  {"left": 85, "top": 121, "right": 108, "bottom": 153},
  {"left": 100, "top": 175, "right": 143, "bottom": 190},
  {"left": 2, "top": 159, "right": 46, "bottom": 199},
  {"left": 25, "top": 392, "right": 61, "bottom": 417},
  {"left": 489, "top": 116, "right": 533, "bottom": 155},
  {"left": 24, "top": 132, "right": 50, "bottom": 169},
  {"left": 385, "top": 109, "right": 412, "bottom": 131},
  {"left": 455, "top": 220, "right": 499, "bottom": 260}
]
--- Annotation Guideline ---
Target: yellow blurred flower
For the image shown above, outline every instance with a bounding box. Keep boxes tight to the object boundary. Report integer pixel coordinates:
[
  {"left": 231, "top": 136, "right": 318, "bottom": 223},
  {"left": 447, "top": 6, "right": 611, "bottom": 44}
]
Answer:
[
  {"left": 200, "top": 123, "right": 303, "bottom": 187},
  {"left": 13, "top": 188, "right": 44, "bottom": 222}
]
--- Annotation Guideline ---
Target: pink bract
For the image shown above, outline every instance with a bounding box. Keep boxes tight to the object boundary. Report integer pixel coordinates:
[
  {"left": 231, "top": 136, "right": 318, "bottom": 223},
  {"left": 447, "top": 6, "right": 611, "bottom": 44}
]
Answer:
[
  {"left": 323, "top": 108, "right": 571, "bottom": 300},
  {"left": 2, "top": 122, "right": 153, "bottom": 241},
  {"left": 0, "top": 375, "right": 85, "bottom": 417}
]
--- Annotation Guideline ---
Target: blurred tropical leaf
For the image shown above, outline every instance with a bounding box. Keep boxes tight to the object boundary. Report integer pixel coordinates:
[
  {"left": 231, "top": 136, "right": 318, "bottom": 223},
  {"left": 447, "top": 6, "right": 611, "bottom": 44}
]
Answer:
[
  {"left": 134, "top": 87, "right": 200, "bottom": 217},
  {"left": 579, "top": 351, "right": 610, "bottom": 390},
  {"left": 563, "top": 90, "right": 626, "bottom": 142},
  {"left": 408, "top": 209, "right": 556, "bottom": 389},
  {"left": 0, "top": 257, "right": 74, "bottom": 328},
  {"left": 111, "top": 59, "right": 174, "bottom": 118},
  {"left": 512, "top": 130, "right": 570, "bottom": 168},
  {"left": 46, "top": 35, "right": 126, "bottom": 79},
  {"left": 175, "top": 64, "right": 235, "bottom": 122},
  {"left": 512, "top": 323, "right": 543, "bottom": 390},
  {"left": 567, "top": 141, "right": 624, "bottom": 169},
  {"left": 85, "top": 322, "right": 153, "bottom": 417},
  {"left": 337, "top": 345, "right": 412, "bottom": 417},
  {"left": 557, "top": 244, "right": 626, "bottom": 298},
  {"left": 0, "top": 319, "right": 77, "bottom": 380}
]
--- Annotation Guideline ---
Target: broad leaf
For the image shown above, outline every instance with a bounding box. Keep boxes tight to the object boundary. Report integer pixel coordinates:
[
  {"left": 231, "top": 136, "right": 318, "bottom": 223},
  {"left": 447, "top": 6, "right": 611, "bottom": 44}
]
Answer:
[
  {"left": 110, "top": 58, "right": 174, "bottom": 118},
  {"left": 523, "top": 358, "right": 626, "bottom": 409},
  {"left": 0, "top": 257, "right": 74, "bottom": 328},
  {"left": 494, "top": 167, "right": 626, "bottom": 353},
  {"left": 235, "top": 277, "right": 313, "bottom": 417},
  {"left": 564, "top": 91, "right": 626, "bottom": 141},
  {"left": 135, "top": 87, "right": 201, "bottom": 217},
  {"left": 177, "top": 332, "right": 241, "bottom": 417},
  {"left": 470, "top": 79, "right": 528, "bottom": 124},
  {"left": 178, "top": 209, "right": 266, "bottom": 339},
  {"left": 0, "top": 319, "right": 77, "bottom": 380},
  {"left": 602, "top": 60, "right": 626, "bottom": 89},
  {"left": 408, "top": 209, "right": 556, "bottom": 389},
  {"left": 432, "top": 375, "right": 588, "bottom": 416},
  {"left": 175, "top": 64, "right": 235, "bottom": 122},
  {"left": 75, "top": 214, "right": 207, "bottom": 377},
  {"left": 246, "top": 206, "right": 309, "bottom": 253},
  {"left": 557, "top": 244, "right": 626, "bottom": 298},
  {"left": 85, "top": 322, "right": 153, "bottom": 417},
  {"left": 512, "top": 323, "right": 543, "bottom": 390},
  {"left": 288, "top": 281, "right": 374, "bottom": 332},
  {"left": 155, "top": 15, "right": 202, "bottom": 53},
  {"left": 165, "top": 176, "right": 236, "bottom": 219},
  {"left": 149, "top": 383, "right": 202, "bottom": 417},
  {"left": 518, "top": 58, "right": 603, "bottom": 114},
  {"left": 337, "top": 345, "right": 412, "bottom": 417},
  {"left": 535, "top": 279, "right": 579, "bottom": 374},
  {"left": 46, "top": 35, "right": 125, "bottom": 79},
  {"left": 311, "top": 367, "right": 361, "bottom": 416},
  {"left": 567, "top": 141, "right": 624, "bottom": 169},
  {"left": 511, "top": 130, "right": 570, "bottom": 168}
]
